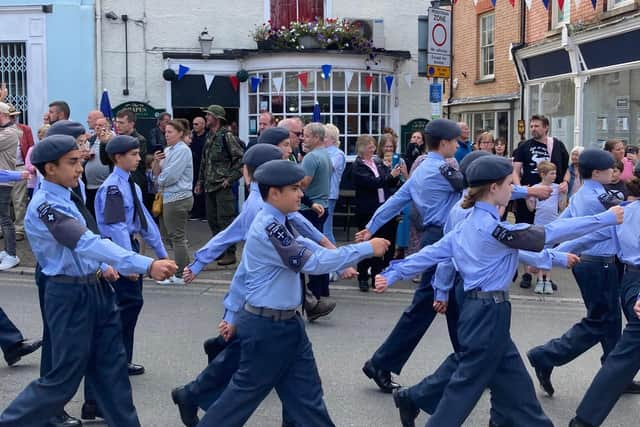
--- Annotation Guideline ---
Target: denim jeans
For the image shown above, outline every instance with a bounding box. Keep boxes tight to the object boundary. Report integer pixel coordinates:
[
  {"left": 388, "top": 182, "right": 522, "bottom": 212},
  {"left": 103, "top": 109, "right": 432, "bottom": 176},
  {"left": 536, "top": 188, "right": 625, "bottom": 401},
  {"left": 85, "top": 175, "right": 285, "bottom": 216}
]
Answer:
[
  {"left": 322, "top": 199, "right": 337, "bottom": 244},
  {"left": 0, "top": 186, "right": 16, "bottom": 256}
]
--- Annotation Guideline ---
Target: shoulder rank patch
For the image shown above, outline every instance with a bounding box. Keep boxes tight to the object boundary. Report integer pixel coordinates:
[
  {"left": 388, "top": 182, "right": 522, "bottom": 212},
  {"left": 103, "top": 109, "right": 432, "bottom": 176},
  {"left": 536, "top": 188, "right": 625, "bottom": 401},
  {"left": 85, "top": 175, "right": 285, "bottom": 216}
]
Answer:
[
  {"left": 104, "top": 185, "right": 126, "bottom": 224},
  {"left": 38, "top": 202, "right": 88, "bottom": 250},
  {"left": 491, "top": 224, "right": 545, "bottom": 252},
  {"left": 266, "top": 221, "right": 311, "bottom": 273},
  {"left": 439, "top": 164, "right": 464, "bottom": 192},
  {"left": 598, "top": 190, "right": 623, "bottom": 209}
]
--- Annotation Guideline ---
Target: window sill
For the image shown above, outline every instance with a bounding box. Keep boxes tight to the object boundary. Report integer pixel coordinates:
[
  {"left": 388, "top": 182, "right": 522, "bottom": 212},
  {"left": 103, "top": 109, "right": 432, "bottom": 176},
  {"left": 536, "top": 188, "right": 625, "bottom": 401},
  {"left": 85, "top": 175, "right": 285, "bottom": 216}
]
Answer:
[
  {"left": 602, "top": 2, "right": 638, "bottom": 20},
  {"left": 545, "top": 27, "right": 562, "bottom": 39},
  {"left": 475, "top": 76, "right": 495, "bottom": 84}
]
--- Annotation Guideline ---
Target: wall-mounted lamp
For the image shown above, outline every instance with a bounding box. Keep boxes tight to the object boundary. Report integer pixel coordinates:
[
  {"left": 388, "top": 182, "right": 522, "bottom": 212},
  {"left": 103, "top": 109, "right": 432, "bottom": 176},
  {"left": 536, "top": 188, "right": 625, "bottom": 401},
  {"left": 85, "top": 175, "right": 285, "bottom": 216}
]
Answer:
[{"left": 199, "top": 28, "right": 214, "bottom": 57}]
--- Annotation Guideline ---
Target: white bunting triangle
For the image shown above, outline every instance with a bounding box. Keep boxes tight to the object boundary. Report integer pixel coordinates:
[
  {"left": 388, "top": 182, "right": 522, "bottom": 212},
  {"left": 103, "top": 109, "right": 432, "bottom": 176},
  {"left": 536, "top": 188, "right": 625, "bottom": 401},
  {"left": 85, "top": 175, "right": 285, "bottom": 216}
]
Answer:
[
  {"left": 344, "top": 71, "right": 354, "bottom": 88},
  {"left": 272, "top": 76, "right": 283, "bottom": 93},
  {"left": 573, "top": 0, "right": 581, "bottom": 7},
  {"left": 473, "top": 0, "right": 479, "bottom": 5},
  {"left": 204, "top": 73, "right": 215, "bottom": 91},
  {"left": 403, "top": 73, "right": 413, "bottom": 88},
  {"left": 525, "top": 0, "right": 532, "bottom": 9}
]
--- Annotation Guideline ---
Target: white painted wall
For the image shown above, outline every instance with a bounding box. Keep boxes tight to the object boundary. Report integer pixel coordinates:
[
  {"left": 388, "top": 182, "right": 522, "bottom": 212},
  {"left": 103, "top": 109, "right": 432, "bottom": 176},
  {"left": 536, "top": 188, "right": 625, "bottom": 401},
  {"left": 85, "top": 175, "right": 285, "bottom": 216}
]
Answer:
[{"left": 99, "top": 0, "right": 430, "bottom": 126}]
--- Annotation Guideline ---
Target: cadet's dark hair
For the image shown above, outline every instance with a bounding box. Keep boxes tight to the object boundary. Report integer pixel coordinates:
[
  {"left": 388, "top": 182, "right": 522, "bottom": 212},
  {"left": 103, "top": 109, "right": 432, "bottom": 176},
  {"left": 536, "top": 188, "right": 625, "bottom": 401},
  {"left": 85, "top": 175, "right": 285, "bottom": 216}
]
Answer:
[
  {"left": 578, "top": 164, "right": 593, "bottom": 180},
  {"left": 426, "top": 132, "right": 444, "bottom": 151},
  {"left": 258, "top": 183, "right": 286, "bottom": 201},
  {"left": 35, "top": 160, "right": 59, "bottom": 177},
  {"left": 613, "top": 159, "right": 624, "bottom": 173},
  {"left": 116, "top": 109, "right": 136, "bottom": 123},
  {"left": 246, "top": 164, "right": 257, "bottom": 181},
  {"left": 626, "top": 177, "right": 640, "bottom": 197},
  {"left": 48, "top": 101, "right": 70, "bottom": 119},
  {"left": 461, "top": 176, "right": 509, "bottom": 209}
]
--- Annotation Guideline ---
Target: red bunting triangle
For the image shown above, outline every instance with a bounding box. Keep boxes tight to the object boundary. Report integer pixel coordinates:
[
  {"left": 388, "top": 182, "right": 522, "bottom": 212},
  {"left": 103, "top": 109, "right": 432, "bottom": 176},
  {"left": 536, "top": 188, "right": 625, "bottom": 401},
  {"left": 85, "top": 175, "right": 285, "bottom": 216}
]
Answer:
[
  {"left": 509, "top": 0, "right": 515, "bottom": 6},
  {"left": 364, "top": 74, "right": 374, "bottom": 91},
  {"left": 229, "top": 75, "right": 239, "bottom": 92},
  {"left": 298, "top": 72, "right": 309, "bottom": 89},
  {"left": 558, "top": 0, "right": 565, "bottom": 10}
]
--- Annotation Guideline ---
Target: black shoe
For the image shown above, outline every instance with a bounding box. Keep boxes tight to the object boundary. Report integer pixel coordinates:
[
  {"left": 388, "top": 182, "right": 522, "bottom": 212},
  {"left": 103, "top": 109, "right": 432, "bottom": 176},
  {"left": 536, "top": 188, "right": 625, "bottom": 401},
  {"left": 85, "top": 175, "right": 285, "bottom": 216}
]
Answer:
[
  {"left": 203, "top": 335, "right": 227, "bottom": 362},
  {"left": 359, "top": 280, "right": 369, "bottom": 292},
  {"left": 80, "top": 401, "right": 102, "bottom": 420},
  {"left": 281, "top": 421, "right": 296, "bottom": 427},
  {"left": 48, "top": 411, "right": 82, "bottom": 427},
  {"left": 519, "top": 273, "right": 532, "bottom": 289},
  {"left": 569, "top": 417, "right": 594, "bottom": 427},
  {"left": 306, "top": 298, "right": 336, "bottom": 322},
  {"left": 527, "top": 350, "right": 554, "bottom": 396},
  {"left": 623, "top": 380, "right": 640, "bottom": 394},
  {"left": 392, "top": 387, "right": 419, "bottom": 427},
  {"left": 4, "top": 338, "right": 42, "bottom": 366},
  {"left": 550, "top": 280, "right": 558, "bottom": 291},
  {"left": 128, "top": 363, "right": 145, "bottom": 376},
  {"left": 171, "top": 386, "right": 199, "bottom": 427},
  {"left": 362, "top": 359, "right": 400, "bottom": 393}
]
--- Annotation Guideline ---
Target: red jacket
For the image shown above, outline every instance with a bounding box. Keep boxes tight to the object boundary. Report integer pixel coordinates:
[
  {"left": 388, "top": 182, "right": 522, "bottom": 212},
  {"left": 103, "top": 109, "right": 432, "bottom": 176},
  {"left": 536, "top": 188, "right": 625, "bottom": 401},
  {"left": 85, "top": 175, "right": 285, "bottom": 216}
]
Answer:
[{"left": 15, "top": 123, "right": 34, "bottom": 161}]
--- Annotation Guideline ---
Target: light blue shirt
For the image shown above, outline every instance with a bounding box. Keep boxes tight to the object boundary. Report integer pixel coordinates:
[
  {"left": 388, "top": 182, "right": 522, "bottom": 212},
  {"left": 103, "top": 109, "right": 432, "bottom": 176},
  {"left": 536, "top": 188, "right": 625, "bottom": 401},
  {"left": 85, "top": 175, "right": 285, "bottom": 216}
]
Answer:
[
  {"left": 26, "top": 179, "right": 153, "bottom": 277},
  {"left": 0, "top": 170, "right": 22, "bottom": 183},
  {"left": 189, "top": 182, "right": 324, "bottom": 276},
  {"left": 382, "top": 201, "right": 617, "bottom": 297},
  {"left": 559, "top": 179, "right": 615, "bottom": 256},
  {"left": 95, "top": 166, "right": 167, "bottom": 258},
  {"left": 325, "top": 145, "right": 346, "bottom": 200},
  {"left": 366, "top": 152, "right": 461, "bottom": 234},
  {"left": 238, "top": 203, "right": 373, "bottom": 311},
  {"left": 157, "top": 141, "right": 193, "bottom": 201}
]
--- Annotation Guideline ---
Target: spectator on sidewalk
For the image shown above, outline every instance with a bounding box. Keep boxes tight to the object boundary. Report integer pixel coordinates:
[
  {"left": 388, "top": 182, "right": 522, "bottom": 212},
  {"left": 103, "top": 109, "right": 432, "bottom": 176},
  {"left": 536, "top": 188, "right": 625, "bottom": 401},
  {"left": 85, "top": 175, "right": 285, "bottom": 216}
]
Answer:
[
  {"left": 622, "top": 145, "right": 638, "bottom": 182},
  {"left": 47, "top": 100, "right": 70, "bottom": 125},
  {"left": 454, "top": 121, "right": 471, "bottom": 163},
  {"left": 189, "top": 116, "right": 207, "bottom": 220},
  {"left": 150, "top": 112, "right": 170, "bottom": 153},
  {"left": 0, "top": 102, "right": 20, "bottom": 270},
  {"left": 278, "top": 117, "right": 304, "bottom": 163},
  {"left": 7, "top": 104, "right": 33, "bottom": 241},
  {"left": 85, "top": 117, "right": 111, "bottom": 217},
  {"left": 568, "top": 145, "right": 584, "bottom": 198},
  {"left": 323, "top": 124, "right": 346, "bottom": 245},
  {"left": 404, "top": 130, "right": 426, "bottom": 172}
]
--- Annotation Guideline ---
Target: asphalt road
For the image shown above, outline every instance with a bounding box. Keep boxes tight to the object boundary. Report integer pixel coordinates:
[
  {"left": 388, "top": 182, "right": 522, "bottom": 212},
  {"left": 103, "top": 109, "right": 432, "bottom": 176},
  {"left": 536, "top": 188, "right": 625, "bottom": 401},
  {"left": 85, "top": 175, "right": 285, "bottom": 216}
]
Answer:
[{"left": 1, "top": 275, "right": 638, "bottom": 427}]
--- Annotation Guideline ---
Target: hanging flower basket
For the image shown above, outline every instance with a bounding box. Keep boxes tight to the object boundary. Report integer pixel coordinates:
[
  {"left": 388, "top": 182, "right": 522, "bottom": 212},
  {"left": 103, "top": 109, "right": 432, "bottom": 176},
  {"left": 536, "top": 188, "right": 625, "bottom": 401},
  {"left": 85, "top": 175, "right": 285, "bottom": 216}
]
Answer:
[{"left": 299, "top": 35, "right": 321, "bottom": 49}]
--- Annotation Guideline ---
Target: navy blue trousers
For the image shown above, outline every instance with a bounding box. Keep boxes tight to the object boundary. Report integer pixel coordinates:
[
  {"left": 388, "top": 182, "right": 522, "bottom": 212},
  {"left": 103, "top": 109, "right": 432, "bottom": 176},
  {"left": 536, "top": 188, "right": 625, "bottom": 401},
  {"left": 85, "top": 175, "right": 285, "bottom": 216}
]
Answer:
[
  {"left": 0, "top": 277, "right": 139, "bottom": 427},
  {"left": 198, "top": 310, "right": 334, "bottom": 427},
  {"left": 300, "top": 209, "right": 330, "bottom": 298},
  {"left": 575, "top": 269, "right": 640, "bottom": 426},
  {"left": 0, "top": 307, "right": 23, "bottom": 357},
  {"left": 528, "top": 259, "right": 621, "bottom": 369},
  {"left": 111, "top": 275, "right": 144, "bottom": 363},
  {"left": 426, "top": 297, "right": 553, "bottom": 427},
  {"left": 371, "top": 226, "right": 461, "bottom": 374}
]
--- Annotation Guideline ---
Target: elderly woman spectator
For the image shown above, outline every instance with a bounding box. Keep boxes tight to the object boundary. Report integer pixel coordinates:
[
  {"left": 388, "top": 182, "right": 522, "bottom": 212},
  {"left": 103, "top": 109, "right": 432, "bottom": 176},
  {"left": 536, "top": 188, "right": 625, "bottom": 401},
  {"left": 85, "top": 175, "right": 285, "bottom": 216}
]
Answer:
[
  {"left": 404, "top": 131, "right": 426, "bottom": 172},
  {"left": 568, "top": 145, "right": 584, "bottom": 198},
  {"left": 152, "top": 119, "right": 193, "bottom": 285},
  {"left": 352, "top": 135, "right": 401, "bottom": 291},
  {"left": 477, "top": 131, "right": 495, "bottom": 153},
  {"left": 322, "top": 123, "right": 346, "bottom": 245}
]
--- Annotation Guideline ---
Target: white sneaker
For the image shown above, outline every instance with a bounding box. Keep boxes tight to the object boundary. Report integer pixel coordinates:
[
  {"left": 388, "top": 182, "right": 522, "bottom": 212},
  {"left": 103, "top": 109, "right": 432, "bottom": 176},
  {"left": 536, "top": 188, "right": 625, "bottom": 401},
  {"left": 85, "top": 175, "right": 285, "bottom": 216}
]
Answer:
[
  {"left": 0, "top": 250, "right": 7, "bottom": 262},
  {"left": 543, "top": 281, "right": 554, "bottom": 295},
  {"left": 0, "top": 255, "right": 20, "bottom": 270},
  {"left": 155, "top": 275, "right": 185, "bottom": 286},
  {"left": 534, "top": 279, "right": 545, "bottom": 294}
]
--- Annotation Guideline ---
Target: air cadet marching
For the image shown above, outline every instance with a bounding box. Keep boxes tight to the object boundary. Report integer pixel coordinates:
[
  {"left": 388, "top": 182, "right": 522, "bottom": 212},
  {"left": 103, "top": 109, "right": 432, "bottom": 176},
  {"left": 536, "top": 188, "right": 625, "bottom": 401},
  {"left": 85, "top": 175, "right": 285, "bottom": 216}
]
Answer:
[
  {"left": 0, "top": 134, "right": 177, "bottom": 427},
  {"left": 374, "top": 154, "right": 623, "bottom": 427},
  {"left": 527, "top": 148, "right": 640, "bottom": 396},
  {"left": 195, "top": 159, "right": 390, "bottom": 427},
  {"left": 80, "top": 135, "right": 169, "bottom": 420}
]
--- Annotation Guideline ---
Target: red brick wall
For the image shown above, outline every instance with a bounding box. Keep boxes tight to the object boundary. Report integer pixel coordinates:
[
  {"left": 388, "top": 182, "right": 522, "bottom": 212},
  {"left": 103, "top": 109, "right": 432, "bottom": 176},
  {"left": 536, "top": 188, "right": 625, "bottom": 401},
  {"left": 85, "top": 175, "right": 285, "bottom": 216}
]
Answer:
[
  {"left": 448, "top": 0, "right": 521, "bottom": 100},
  {"left": 527, "top": 0, "right": 607, "bottom": 44}
]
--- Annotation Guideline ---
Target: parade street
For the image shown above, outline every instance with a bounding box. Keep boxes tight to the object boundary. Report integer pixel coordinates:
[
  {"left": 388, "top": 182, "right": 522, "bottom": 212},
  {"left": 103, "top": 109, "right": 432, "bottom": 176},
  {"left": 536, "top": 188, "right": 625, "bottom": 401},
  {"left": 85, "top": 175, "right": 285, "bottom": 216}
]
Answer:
[{"left": 1, "top": 272, "right": 638, "bottom": 427}]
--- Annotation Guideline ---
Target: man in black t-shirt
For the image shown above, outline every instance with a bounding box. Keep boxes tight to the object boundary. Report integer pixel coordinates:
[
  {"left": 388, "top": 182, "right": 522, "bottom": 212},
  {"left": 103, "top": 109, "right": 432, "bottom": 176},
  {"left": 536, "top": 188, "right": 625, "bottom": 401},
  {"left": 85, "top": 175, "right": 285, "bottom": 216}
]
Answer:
[{"left": 512, "top": 115, "right": 570, "bottom": 287}]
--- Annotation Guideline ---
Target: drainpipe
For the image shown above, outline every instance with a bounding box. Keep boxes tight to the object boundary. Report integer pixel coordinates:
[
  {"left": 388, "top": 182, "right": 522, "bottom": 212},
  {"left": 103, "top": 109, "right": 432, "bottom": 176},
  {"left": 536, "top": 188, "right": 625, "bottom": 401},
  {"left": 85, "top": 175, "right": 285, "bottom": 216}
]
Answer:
[
  {"left": 95, "top": 0, "right": 103, "bottom": 105},
  {"left": 511, "top": 0, "right": 527, "bottom": 142}
]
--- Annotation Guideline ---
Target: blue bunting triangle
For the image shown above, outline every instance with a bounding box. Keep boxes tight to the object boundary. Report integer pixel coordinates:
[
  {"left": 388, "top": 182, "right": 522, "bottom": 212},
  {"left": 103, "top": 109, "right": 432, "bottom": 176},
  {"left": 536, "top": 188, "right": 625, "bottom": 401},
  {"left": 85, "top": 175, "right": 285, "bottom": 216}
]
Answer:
[
  {"left": 250, "top": 76, "right": 261, "bottom": 92},
  {"left": 385, "top": 75, "right": 394, "bottom": 91},
  {"left": 321, "top": 64, "right": 332, "bottom": 80},
  {"left": 542, "top": 0, "right": 549, "bottom": 9},
  {"left": 591, "top": 0, "right": 597, "bottom": 8},
  {"left": 491, "top": 0, "right": 497, "bottom": 5},
  {"left": 177, "top": 64, "right": 190, "bottom": 80}
]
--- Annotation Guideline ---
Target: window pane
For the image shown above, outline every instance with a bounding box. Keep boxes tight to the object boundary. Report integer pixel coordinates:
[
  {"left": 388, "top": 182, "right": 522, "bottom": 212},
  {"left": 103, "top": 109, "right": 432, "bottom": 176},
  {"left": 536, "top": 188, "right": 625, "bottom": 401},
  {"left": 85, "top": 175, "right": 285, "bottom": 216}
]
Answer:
[
  {"left": 360, "top": 116, "right": 371, "bottom": 134},
  {"left": 372, "top": 115, "right": 380, "bottom": 134},
  {"left": 304, "top": 70, "right": 315, "bottom": 92},
  {"left": 497, "top": 111, "right": 509, "bottom": 143},
  {"left": 347, "top": 136, "right": 358, "bottom": 156},
  {"left": 317, "top": 72, "right": 330, "bottom": 92},
  {"left": 286, "top": 72, "right": 299, "bottom": 91},
  {"left": 372, "top": 96, "right": 380, "bottom": 114},
  {"left": 301, "top": 95, "right": 315, "bottom": 114},
  {"left": 361, "top": 95, "right": 370, "bottom": 113},
  {"left": 333, "top": 71, "right": 345, "bottom": 91},
  {"left": 249, "top": 95, "right": 257, "bottom": 113},
  {"left": 259, "top": 73, "right": 270, "bottom": 92},
  {"left": 332, "top": 94, "right": 346, "bottom": 113},
  {"left": 272, "top": 95, "right": 284, "bottom": 114},
  {"left": 347, "top": 71, "right": 358, "bottom": 91},
  {"left": 318, "top": 95, "right": 330, "bottom": 113},
  {"left": 346, "top": 116, "right": 358, "bottom": 134},
  {"left": 259, "top": 95, "right": 270, "bottom": 112},
  {"left": 286, "top": 95, "right": 299, "bottom": 114},
  {"left": 347, "top": 95, "right": 358, "bottom": 113},
  {"left": 332, "top": 115, "right": 345, "bottom": 134}
]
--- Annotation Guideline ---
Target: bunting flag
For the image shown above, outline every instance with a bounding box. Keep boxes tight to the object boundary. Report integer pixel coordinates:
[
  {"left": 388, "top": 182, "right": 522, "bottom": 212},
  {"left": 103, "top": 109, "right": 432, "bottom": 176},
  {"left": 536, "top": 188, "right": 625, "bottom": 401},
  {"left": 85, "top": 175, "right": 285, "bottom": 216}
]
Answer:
[
  {"left": 272, "top": 76, "right": 283, "bottom": 93},
  {"left": 203, "top": 73, "right": 215, "bottom": 91},
  {"left": 574, "top": 0, "right": 581, "bottom": 8},
  {"left": 542, "top": 0, "right": 550, "bottom": 9},
  {"left": 525, "top": 0, "right": 533, "bottom": 9},
  {"left": 177, "top": 64, "right": 190, "bottom": 80},
  {"left": 385, "top": 75, "right": 394, "bottom": 91},
  {"left": 344, "top": 70, "right": 354, "bottom": 88},
  {"left": 312, "top": 102, "right": 321, "bottom": 122},
  {"left": 99, "top": 89, "right": 113, "bottom": 121},
  {"left": 591, "top": 0, "right": 597, "bottom": 8},
  {"left": 364, "top": 74, "right": 374, "bottom": 91},
  {"left": 509, "top": 0, "right": 516, "bottom": 6},
  {"left": 558, "top": 0, "right": 565, "bottom": 10},
  {"left": 298, "top": 72, "right": 309, "bottom": 89},
  {"left": 403, "top": 73, "right": 413, "bottom": 88},
  {"left": 490, "top": 0, "right": 496, "bottom": 6},
  {"left": 321, "top": 64, "right": 332, "bottom": 80},
  {"left": 229, "top": 75, "right": 239, "bottom": 92},
  {"left": 250, "top": 76, "right": 261, "bottom": 92},
  {"left": 473, "top": 0, "right": 479, "bottom": 5}
]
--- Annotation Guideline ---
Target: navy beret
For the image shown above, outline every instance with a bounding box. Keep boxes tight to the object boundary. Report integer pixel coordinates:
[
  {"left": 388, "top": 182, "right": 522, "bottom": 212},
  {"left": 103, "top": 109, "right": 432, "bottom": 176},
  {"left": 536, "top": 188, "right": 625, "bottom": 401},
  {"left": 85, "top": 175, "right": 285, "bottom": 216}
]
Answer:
[
  {"left": 254, "top": 160, "right": 305, "bottom": 187},
  {"left": 459, "top": 150, "right": 491, "bottom": 177},
  {"left": 46, "top": 120, "right": 86, "bottom": 139},
  {"left": 30, "top": 135, "right": 78, "bottom": 165},
  {"left": 466, "top": 155, "right": 513, "bottom": 187},
  {"left": 258, "top": 127, "right": 290, "bottom": 146},
  {"left": 579, "top": 148, "right": 614, "bottom": 171},
  {"left": 243, "top": 144, "right": 283, "bottom": 168},
  {"left": 424, "top": 119, "right": 461, "bottom": 140},
  {"left": 106, "top": 135, "right": 140, "bottom": 155}
]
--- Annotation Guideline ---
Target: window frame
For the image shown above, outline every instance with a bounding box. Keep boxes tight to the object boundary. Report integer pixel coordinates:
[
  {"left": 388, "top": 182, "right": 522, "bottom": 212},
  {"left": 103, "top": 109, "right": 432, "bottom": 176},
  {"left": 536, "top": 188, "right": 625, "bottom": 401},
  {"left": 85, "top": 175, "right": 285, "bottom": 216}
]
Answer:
[
  {"left": 551, "top": 0, "right": 571, "bottom": 29},
  {"left": 607, "top": 0, "right": 635, "bottom": 10},
  {"left": 264, "top": 0, "right": 332, "bottom": 23},
  {"left": 479, "top": 12, "right": 495, "bottom": 80}
]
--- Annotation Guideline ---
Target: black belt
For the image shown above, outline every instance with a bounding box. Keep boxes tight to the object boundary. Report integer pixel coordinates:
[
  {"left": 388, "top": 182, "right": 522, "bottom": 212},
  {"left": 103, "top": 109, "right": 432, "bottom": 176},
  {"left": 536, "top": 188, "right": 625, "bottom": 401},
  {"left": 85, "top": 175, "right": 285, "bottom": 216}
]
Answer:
[
  {"left": 244, "top": 303, "right": 297, "bottom": 321},
  {"left": 49, "top": 273, "right": 100, "bottom": 285},
  {"left": 625, "top": 264, "right": 640, "bottom": 273},
  {"left": 465, "top": 289, "right": 510, "bottom": 303},
  {"left": 580, "top": 254, "right": 616, "bottom": 264}
]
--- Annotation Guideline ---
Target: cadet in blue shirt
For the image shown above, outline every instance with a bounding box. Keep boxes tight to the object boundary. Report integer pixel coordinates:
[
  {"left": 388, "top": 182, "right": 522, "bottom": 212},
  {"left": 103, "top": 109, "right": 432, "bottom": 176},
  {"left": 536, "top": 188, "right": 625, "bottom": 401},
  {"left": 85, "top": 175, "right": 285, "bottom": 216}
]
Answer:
[
  {"left": 374, "top": 155, "right": 621, "bottom": 427},
  {"left": 526, "top": 148, "right": 640, "bottom": 397},
  {"left": 197, "top": 159, "right": 389, "bottom": 427},
  {"left": 0, "top": 135, "right": 177, "bottom": 427},
  {"left": 561, "top": 178, "right": 640, "bottom": 427}
]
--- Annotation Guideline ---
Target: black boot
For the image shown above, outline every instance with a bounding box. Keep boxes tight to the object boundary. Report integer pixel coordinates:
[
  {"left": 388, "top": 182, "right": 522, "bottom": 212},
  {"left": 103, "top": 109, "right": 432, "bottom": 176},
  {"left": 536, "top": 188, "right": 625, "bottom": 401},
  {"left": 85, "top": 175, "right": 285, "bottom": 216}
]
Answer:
[
  {"left": 362, "top": 359, "right": 400, "bottom": 393},
  {"left": 393, "top": 387, "right": 419, "bottom": 427},
  {"left": 171, "top": 386, "right": 199, "bottom": 427},
  {"left": 81, "top": 401, "right": 102, "bottom": 420}
]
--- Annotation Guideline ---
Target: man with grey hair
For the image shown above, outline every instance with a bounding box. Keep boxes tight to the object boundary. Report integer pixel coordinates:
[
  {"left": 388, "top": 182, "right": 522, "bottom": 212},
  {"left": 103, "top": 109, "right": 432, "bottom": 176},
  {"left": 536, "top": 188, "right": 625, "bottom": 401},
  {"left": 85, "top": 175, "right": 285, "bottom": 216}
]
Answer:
[
  {"left": 454, "top": 121, "right": 471, "bottom": 164},
  {"left": 300, "top": 122, "right": 333, "bottom": 299}
]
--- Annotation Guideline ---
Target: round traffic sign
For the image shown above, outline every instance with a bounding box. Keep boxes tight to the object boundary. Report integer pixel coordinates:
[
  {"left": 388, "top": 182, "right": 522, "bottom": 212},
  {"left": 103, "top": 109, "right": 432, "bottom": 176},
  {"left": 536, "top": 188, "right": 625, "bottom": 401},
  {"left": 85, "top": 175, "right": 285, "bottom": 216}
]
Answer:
[
  {"left": 432, "top": 23, "right": 447, "bottom": 47},
  {"left": 428, "top": 66, "right": 435, "bottom": 75}
]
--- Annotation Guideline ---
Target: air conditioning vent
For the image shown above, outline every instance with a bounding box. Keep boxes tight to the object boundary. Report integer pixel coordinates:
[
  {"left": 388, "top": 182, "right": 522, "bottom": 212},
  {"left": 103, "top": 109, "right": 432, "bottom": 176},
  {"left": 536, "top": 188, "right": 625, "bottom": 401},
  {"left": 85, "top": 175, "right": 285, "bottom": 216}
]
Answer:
[{"left": 345, "top": 18, "right": 385, "bottom": 49}]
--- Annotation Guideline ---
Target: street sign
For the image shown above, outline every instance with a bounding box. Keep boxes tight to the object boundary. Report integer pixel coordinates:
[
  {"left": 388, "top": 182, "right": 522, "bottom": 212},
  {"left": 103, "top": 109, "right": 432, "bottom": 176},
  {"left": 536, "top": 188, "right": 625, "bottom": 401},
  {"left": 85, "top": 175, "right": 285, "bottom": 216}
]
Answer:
[
  {"left": 426, "top": 64, "right": 450, "bottom": 79},
  {"left": 427, "top": 8, "right": 451, "bottom": 78},
  {"left": 429, "top": 83, "right": 442, "bottom": 103}
]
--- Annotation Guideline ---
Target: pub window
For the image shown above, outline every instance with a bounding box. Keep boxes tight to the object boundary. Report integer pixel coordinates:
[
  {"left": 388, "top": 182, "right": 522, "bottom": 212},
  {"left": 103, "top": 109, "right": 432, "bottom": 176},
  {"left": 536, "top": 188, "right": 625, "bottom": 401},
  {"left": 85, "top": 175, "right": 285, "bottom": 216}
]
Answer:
[{"left": 270, "top": 0, "right": 324, "bottom": 28}]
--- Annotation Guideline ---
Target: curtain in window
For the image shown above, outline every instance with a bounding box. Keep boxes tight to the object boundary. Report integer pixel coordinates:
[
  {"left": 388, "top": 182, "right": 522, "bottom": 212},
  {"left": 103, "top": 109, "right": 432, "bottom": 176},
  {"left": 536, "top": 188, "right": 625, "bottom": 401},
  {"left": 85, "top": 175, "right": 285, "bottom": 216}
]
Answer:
[{"left": 271, "top": 0, "right": 324, "bottom": 28}]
